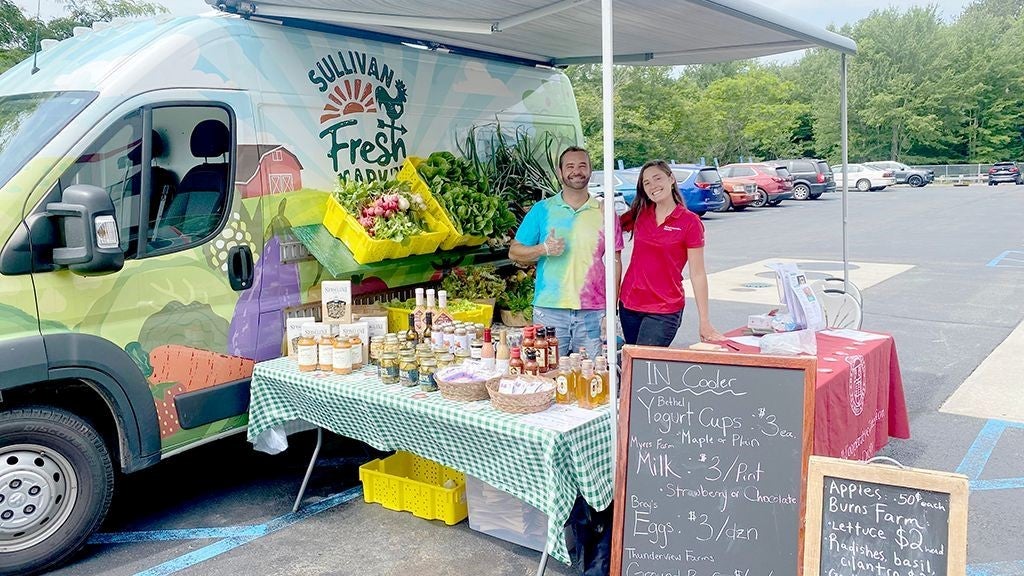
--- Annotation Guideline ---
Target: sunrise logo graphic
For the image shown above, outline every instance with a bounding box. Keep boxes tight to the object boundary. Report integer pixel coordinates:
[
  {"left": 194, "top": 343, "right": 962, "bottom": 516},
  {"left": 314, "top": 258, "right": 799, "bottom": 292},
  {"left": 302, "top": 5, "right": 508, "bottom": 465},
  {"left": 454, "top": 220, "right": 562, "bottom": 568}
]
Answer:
[{"left": 320, "top": 78, "right": 378, "bottom": 124}]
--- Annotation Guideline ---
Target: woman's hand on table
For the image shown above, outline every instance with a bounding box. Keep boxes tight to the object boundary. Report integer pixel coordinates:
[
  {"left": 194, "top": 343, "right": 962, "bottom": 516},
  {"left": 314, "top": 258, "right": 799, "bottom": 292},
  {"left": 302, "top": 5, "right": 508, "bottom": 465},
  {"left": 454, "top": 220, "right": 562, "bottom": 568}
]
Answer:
[{"left": 699, "top": 322, "right": 726, "bottom": 344}]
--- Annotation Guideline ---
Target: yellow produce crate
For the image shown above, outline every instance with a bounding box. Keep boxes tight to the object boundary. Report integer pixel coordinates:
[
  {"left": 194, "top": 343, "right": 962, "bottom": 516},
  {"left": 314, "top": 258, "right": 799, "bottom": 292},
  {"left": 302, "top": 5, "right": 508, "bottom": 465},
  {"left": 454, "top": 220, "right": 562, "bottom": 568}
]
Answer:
[
  {"left": 386, "top": 301, "right": 494, "bottom": 331},
  {"left": 397, "top": 157, "right": 489, "bottom": 251},
  {"left": 323, "top": 195, "right": 447, "bottom": 265},
  {"left": 359, "top": 451, "right": 468, "bottom": 525}
]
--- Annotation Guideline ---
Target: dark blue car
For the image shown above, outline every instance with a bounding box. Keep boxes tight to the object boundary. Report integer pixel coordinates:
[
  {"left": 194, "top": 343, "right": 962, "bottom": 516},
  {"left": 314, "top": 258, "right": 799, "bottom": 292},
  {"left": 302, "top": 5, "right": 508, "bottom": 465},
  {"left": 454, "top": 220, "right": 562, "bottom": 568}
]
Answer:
[{"left": 621, "top": 164, "right": 726, "bottom": 216}]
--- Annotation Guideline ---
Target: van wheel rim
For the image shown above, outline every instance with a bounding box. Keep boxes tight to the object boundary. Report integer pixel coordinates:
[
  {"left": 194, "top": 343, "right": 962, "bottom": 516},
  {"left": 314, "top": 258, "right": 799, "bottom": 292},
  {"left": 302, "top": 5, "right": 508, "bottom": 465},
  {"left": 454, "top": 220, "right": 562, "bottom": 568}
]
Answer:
[{"left": 0, "top": 444, "right": 79, "bottom": 553}]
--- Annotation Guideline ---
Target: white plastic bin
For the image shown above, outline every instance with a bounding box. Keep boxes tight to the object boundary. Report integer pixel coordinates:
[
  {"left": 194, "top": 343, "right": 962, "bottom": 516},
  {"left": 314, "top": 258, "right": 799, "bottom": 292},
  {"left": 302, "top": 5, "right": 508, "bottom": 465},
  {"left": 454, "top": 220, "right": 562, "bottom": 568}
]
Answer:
[{"left": 465, "top": 475, "right": 551, "bottom": 552}]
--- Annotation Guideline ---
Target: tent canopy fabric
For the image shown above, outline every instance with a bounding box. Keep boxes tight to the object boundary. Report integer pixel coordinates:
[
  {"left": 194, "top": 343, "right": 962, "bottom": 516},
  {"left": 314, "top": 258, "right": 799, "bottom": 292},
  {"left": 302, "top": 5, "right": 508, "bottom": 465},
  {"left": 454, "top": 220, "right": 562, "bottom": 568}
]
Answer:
[{"left": 208, "top": 0, "right": 856, "bottom": 66}]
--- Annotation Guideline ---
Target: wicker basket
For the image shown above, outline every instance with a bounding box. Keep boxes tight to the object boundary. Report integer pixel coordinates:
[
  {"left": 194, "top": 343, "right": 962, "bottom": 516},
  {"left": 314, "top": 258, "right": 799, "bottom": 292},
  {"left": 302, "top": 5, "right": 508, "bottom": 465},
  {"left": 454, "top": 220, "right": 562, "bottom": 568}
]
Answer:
[
  {"left": 436, "top": 372, "right": 499, "bottom": 402},
  {"left": 485, "top": 375, "right": 555, "bottom": 414},
  {"left": 500, "top": 309, "right": 531, "bottom": 327}
]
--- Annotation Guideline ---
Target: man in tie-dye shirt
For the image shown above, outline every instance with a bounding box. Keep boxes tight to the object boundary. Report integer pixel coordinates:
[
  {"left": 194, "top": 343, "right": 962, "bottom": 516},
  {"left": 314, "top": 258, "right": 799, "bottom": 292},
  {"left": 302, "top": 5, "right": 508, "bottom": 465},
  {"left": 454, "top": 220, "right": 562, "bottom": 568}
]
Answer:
[{"left": 510, "top": 146, "right": 623, "bottom": 360}]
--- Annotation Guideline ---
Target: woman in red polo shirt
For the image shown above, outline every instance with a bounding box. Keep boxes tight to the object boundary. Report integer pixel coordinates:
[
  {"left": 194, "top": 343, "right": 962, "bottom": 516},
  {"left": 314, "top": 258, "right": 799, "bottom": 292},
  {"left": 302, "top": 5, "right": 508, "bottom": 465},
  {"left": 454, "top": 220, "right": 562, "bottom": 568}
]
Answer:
[{"left": 619, "top": 160, "right": 724, "bottom": 346}]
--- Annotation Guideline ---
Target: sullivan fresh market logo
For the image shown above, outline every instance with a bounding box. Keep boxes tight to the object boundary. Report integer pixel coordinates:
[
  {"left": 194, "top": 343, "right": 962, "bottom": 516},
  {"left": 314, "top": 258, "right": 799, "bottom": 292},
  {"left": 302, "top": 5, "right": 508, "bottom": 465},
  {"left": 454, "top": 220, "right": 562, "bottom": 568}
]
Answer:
[{"left": 308, "top": 50, "right": 408, "bottom": 182}]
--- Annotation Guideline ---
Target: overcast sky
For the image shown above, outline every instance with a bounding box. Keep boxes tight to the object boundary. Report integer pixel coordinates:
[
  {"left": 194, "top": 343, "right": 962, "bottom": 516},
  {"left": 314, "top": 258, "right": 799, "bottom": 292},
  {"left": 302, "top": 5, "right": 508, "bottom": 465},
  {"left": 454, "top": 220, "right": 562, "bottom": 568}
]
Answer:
[{"left": 26, "top": 0, "right": 974, "bottom": 25}]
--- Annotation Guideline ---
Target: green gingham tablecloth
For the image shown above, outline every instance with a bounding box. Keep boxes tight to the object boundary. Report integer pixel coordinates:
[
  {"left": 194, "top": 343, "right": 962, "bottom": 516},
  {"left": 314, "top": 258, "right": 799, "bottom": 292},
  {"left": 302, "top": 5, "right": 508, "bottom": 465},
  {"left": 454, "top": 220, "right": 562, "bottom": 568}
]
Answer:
[{"left": 247, "top": 356, "right": 614, "bottom": 565}]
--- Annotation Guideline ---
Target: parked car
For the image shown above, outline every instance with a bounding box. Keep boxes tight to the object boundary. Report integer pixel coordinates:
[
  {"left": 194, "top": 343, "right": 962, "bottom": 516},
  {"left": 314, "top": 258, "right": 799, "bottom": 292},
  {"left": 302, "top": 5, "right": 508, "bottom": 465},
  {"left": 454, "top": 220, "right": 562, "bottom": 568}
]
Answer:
[
  {"left": 719, "top": 162, "right": 795, "bottom": 207},
  {"left": 831, "top": 163, "right": 897, "bottom": 191},
  {"left": 620, "top": 165, "right": 726, "bottom": 216},
  {"left": 666, "top": 164, "right": 727, "bottom": 215},
  {"left": 588, "top": 170, "right": 634, "bottom": 214},
  {"left": 765, "top": 158, "right": 835, "bottom": 200},
  {"left": 717, "top": 177, "right": 759, "bottom": 211},
  {"left": 987, "top": 161, "right": 1023, "bottom": 185},
  {"left": 863, "top": 161, "right": 934, "bottom": 187}
]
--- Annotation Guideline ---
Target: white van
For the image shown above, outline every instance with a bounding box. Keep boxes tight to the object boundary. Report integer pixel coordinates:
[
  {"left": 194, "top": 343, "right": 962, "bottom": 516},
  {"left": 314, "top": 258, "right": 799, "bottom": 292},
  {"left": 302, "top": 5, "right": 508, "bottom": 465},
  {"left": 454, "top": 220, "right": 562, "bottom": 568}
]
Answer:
[{"left": 0, "top": 12, "right": 581, "bottom": 573}]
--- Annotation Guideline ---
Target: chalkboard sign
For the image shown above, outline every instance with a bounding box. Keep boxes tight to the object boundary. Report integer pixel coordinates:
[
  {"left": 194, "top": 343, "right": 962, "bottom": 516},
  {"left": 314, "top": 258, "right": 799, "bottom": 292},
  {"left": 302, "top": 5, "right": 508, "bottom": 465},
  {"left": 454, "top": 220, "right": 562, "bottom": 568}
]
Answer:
[
  {"left": 803, "top": 456, "right": 968, "bottom": 576},
  {"left": 611, "top": 347, "right": 816, "bottom": 576}
]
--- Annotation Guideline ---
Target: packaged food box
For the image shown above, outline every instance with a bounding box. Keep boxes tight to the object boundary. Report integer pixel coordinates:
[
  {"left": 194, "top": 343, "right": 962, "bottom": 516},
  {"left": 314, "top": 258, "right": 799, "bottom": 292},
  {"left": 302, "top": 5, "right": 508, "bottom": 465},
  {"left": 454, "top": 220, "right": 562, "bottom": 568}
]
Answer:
[{"left": 321, "top": 280, "right": 353, "bottom": 325}]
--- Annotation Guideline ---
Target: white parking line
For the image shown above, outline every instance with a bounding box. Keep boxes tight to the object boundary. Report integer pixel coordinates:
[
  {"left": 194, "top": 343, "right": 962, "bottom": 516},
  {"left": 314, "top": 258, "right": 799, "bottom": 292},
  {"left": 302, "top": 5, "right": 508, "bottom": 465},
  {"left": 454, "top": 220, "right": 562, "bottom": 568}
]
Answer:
[{"left": 941, "top": 320, "right": 1024, "bottom": 423}]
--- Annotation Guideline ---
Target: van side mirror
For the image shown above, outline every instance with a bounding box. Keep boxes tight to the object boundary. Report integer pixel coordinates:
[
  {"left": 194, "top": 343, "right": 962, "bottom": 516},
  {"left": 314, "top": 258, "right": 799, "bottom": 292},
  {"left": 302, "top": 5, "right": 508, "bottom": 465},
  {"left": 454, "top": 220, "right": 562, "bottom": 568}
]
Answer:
[{"left": 47, "top": 184, "right": 124, "bottom": 276}]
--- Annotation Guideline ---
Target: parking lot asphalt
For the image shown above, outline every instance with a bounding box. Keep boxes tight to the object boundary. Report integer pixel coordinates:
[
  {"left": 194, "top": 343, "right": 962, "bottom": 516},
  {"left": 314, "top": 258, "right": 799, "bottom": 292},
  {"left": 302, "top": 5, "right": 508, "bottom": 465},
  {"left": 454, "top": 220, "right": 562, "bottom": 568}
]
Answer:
[{"left": 49, "top": 183, "right": 1024, "bottom": 576}]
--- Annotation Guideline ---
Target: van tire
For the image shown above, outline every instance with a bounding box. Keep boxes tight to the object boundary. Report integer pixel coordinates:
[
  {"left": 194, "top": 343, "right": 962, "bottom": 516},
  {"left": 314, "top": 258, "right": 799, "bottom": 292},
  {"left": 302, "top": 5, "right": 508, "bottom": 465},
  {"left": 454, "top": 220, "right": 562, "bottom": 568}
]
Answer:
[{"left": 0, "top": 407, "right": 114, "bottom": 576}]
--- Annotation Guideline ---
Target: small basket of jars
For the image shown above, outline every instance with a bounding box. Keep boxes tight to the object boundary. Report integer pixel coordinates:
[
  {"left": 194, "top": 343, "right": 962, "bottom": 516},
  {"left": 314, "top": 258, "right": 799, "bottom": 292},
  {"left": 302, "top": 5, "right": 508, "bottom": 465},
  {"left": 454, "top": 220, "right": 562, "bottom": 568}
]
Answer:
[
  {"left": 434, "top": 364, "right": 503, "bottom": 402},
  {"left": 485, "top": 374, "right": 556, "bottom": 414}
]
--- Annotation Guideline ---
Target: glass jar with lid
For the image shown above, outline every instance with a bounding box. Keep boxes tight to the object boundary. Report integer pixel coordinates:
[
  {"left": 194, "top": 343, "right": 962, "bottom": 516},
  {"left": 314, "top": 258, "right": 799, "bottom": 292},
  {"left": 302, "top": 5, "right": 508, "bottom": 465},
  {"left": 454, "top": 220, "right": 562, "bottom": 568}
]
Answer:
[
  {"left": 418, "top": 358, "right": 438, "bottom": 392},
  {"left": 379, "top": 352, "right": 400, "bottom": 384},
  {"left": 399, "top": 352, "right": 419, "bottom": 387}
]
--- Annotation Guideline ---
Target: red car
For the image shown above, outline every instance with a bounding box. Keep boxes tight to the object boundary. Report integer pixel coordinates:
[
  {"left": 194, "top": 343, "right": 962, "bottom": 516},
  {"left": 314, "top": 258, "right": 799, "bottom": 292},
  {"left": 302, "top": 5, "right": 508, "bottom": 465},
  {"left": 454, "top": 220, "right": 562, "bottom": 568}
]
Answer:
[
  {"left": 719, "top": 163, "right": 795, "bottom": 207},
  {"left": 718, "top": 177, "right": 759, "bottom": 211}
]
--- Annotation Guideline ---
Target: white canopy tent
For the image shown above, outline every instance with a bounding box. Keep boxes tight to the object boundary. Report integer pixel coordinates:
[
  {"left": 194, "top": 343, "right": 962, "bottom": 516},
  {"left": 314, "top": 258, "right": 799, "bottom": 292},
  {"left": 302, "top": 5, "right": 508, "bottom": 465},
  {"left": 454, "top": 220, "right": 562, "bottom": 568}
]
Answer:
[{"left": 208, "top": 0, "right": 856, "bottom": 568}]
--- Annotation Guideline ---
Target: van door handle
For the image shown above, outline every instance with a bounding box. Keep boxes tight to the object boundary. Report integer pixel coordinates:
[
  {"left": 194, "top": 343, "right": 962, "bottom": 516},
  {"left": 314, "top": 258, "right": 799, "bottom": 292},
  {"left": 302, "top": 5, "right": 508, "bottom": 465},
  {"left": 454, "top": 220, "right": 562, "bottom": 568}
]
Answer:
[{"left": 227, "top": 245, "right": 254, "bottom": 291}]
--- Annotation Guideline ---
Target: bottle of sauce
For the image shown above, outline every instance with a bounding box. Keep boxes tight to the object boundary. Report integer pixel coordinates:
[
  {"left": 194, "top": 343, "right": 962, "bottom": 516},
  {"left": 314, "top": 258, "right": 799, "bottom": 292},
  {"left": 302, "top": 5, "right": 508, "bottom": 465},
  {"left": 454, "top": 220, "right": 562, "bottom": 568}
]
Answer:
[
  {"left": 508, "top": 346, "right": 524, "bottom": 375},
  {"left": 523, "top": 348, "right": 539, "bottom": 376},
  {"left": 578, "top": 359, "right": 597, "bottom": 409},
  {"left": 533, "top": 327, "right": 548, "bottom": 373},
  {"left": 318, "top": 333, "right": 335, "bottom": 372},
  {"left": 595, "top": 355, "right": 610, "bottom": 405},
  {"left": 425, "top": 288, "right": 437, "bottom": 324},
  {"left": 406, "top": 313, "right": 419, "bottom": 347},
  {"left": 435, "top": 290, "right": 454, "bottom": 328},
  {"left": 333, "top": 338, "right": 353, "bottom": 375},
  {"left": 521, "top": 327, "right": 535, "bottom": 363},
  {"left": 546, "top": 328, "right": 560, "bottom": 371},
  {"left": 423, "top": 312, "right": 434, "bottom": 345},
  {"left": 495, "top": 330, "right": 511, "bottom": 374},
  {"left": 480, "top": 328, "right": 496, "bottom": 370},
  {"left": 555, "top": 357, "right": 575, "bottom": 404},
  {"left": 297, "top": 329, "right": 318, "bottom": 372},
  {"left": 413, "top": 287, "right": 427, "bottom": 335}
]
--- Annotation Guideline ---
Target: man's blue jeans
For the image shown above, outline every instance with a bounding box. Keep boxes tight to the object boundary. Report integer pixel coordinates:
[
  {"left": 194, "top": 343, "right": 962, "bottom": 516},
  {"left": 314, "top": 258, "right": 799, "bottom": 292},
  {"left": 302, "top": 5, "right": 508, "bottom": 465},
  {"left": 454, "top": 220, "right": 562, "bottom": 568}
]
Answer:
[{"left": 533, "top": 307, "right": 604, "bottom": 360}]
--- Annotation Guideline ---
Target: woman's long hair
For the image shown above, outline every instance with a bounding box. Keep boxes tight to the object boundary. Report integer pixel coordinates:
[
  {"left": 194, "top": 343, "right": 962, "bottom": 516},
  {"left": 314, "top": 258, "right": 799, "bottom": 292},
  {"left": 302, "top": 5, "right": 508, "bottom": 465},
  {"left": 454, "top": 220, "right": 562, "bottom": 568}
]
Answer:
[{"left": 625, "top": 160, "right": 684, "bottom": 232}]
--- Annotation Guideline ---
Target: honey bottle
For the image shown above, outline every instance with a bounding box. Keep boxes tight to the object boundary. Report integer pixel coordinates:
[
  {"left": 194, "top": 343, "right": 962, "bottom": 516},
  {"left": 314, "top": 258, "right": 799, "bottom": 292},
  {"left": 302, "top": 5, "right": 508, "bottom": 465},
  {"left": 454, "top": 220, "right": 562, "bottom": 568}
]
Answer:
[
  {"left": 555, "top": 357, "right": 575, "bottom": 404},
  {"left": 578, "top": 359, "right": 597, "bottom": 409},
  {"left": 568, "top": 353, "right": 582, "bottom": 399},
  {"left": 594, "top": 355, "right": 610, "bottom": 406},
  {"left": 508, "top": 346, "right": 524, "bottom": 375},
  {"left": 296, "top": 329, "right": 318, "bottom": 372}
]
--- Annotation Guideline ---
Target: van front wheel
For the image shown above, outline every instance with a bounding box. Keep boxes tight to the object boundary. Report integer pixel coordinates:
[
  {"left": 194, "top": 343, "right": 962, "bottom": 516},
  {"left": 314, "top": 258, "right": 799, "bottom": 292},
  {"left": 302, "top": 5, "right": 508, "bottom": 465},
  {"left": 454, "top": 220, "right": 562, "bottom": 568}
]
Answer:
[{"left": 0, "top": 407, "right": 114, "bottom": 576}]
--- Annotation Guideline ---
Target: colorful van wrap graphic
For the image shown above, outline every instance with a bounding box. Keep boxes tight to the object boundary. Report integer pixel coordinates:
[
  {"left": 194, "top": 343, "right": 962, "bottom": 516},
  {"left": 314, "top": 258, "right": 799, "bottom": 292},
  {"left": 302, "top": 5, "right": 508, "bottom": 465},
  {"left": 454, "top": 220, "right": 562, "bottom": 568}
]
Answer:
[{"left": 0, "top": 14, "right": 581, "bottom": 455}]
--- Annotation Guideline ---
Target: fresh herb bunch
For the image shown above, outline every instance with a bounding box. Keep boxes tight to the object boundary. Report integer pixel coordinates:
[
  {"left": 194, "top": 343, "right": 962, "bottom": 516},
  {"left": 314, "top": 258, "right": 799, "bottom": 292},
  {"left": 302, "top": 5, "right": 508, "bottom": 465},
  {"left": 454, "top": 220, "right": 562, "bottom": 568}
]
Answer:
[
  {"left": 416, "top": 151, "right": 516, "bottom": 238},
  {"left": 386, "top": 297, "right": 479, "bottom": 313},
  {"left": 333, "top": 178, "right": 428, "bottom": 242},
  {"left": 497, "top": 268, "right": 535, "bottom": 320},
  {"left": 464, "top": 123, "right": 560, "bottom": 224},
  {"left": 440, "top": 265, "right": 505, "bottom": 300}
]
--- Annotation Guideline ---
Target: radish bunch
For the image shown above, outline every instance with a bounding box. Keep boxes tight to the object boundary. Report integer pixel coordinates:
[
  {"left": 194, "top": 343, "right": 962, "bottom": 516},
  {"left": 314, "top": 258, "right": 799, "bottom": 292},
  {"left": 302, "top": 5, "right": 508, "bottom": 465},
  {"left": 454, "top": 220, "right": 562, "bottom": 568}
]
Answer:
[{"left": 334, "top": 178, "right": 429, "bottom": 242}]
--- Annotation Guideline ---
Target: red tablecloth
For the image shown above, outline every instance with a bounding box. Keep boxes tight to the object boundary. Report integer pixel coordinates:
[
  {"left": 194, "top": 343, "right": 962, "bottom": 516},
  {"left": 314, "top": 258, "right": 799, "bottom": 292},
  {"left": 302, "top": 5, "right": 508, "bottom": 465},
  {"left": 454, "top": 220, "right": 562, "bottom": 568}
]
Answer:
[{"left": 725, "top": 330, "right": 910, "bottom": 459}]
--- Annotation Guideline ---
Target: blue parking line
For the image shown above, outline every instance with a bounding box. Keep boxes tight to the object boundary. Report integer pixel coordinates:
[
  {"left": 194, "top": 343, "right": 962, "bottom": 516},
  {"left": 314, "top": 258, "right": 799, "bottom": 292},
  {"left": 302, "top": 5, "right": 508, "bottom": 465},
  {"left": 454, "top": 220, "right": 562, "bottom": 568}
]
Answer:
[
  {"left": 956, "top": 420, "right": 1007, "bottom": 479},
  {"left": 89, "top": 526, "right": 266, "bottom": 544},
  {"left": 971, "top": 478, "right": 1024, "bottom": 491},
  {"left": 132, "top": 486, "right": 363, "bottom": 576},
  {"left": 968, "top": 560, "right": 1024, "bottom": 575},
  {"left": 988, "top": 250, "right": 1024, "bottom": 267}
]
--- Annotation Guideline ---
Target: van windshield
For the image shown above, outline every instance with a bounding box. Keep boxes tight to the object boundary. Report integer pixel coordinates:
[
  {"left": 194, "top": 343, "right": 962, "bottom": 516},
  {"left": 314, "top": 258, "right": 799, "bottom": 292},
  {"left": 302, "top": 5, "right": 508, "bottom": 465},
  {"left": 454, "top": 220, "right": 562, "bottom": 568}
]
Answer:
[{"left": 0, "top": 91, "right": 96, "bottom": 190}]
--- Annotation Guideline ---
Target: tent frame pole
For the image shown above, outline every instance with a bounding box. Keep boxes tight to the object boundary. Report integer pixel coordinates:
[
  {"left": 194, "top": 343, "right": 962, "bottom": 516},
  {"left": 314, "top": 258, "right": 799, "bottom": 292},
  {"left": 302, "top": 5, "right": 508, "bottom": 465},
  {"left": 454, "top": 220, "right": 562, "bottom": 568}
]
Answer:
[{"left": 840, "top": 52, "right": 849, "bottom": 291}]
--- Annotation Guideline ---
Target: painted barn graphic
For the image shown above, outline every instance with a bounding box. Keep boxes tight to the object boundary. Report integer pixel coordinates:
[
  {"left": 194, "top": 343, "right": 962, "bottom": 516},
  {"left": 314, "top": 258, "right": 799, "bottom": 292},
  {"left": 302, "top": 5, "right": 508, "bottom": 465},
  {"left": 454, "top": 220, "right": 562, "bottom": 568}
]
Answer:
[{"left": 235, "top": 144, "right": 304, "bottom": 198}]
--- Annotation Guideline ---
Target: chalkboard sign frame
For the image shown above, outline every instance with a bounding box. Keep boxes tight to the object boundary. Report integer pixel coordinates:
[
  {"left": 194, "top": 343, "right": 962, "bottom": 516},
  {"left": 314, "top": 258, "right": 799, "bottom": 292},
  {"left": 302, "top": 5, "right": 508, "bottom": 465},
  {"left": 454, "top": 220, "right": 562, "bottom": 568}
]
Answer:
[
  {"left": 802, "top": 455, "right": 969, "bottom": 576},
  {"left": 610, "top": 345, "right": 817, "bottom": 576}
]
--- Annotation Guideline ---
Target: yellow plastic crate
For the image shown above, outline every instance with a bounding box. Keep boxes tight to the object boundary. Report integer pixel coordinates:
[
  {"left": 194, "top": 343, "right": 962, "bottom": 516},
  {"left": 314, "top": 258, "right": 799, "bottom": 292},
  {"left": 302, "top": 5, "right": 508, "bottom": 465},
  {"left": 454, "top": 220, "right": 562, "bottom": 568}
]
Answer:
[
  {"left": 323, "top": 195, "right": 447, "bottom": 265},
  {"left": 359, "top": 451, "right": 468, "bottom": 525},
  {"left": 398, "top": 157, "right": 488, "bottom": 251},
  {"left": 385, "top": 301, "right": 494, "bottom": 332}
]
